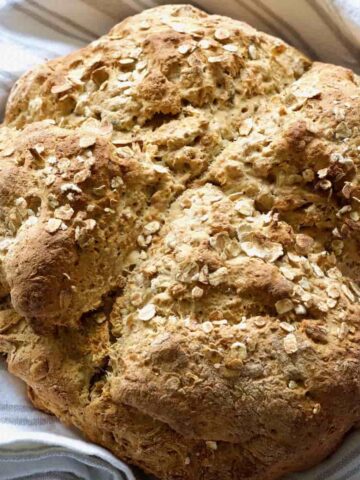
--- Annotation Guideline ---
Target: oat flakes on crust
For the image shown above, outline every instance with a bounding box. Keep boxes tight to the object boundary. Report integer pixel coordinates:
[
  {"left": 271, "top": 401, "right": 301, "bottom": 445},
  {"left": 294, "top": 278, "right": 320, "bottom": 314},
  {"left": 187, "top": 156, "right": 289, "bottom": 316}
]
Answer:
[{"left": 1, "top": 4, "right": 360, "bottom": 480}]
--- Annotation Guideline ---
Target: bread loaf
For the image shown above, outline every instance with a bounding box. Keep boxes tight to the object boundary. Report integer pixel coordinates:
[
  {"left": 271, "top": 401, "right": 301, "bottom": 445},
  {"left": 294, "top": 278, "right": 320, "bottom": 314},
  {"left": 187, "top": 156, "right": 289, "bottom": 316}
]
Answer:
[{"left": 1, "top": 5, "right": 360, "bottom": 479}]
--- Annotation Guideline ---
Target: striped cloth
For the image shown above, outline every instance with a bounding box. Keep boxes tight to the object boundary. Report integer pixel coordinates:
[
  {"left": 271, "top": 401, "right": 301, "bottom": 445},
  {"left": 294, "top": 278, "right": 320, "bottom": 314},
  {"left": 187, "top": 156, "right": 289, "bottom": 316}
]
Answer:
[
  {"left": 0, "top": 1, "right": 360, "bottom": 479},
  {"left": 0, "top": 361, "right": 138, "bottom": 480}
]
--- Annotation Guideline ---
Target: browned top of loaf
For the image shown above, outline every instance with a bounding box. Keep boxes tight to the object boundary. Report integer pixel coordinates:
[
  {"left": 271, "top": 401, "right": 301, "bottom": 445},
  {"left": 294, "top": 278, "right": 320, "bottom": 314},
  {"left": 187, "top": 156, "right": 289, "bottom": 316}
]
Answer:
[{"left": 1, "top": 4, "right": 360, "bottom": 480}]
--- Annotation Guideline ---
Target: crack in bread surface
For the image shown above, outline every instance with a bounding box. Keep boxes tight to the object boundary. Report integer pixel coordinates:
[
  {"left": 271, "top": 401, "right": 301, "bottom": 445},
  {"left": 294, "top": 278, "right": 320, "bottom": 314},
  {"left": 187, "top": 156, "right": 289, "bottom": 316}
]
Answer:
[{"left": 1, "top": 5, "right": 360, "bottom": 480}]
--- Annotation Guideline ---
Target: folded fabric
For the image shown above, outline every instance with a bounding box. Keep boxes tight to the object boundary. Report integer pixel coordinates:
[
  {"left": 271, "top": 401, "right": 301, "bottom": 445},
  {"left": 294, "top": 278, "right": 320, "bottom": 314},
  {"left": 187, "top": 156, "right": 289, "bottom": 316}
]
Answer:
[
  {"left": 0, "top": 1, "right": 360, "bottom": 480},
  {"left": 0, "top": 361, "right": 139, "bottom": 480}
]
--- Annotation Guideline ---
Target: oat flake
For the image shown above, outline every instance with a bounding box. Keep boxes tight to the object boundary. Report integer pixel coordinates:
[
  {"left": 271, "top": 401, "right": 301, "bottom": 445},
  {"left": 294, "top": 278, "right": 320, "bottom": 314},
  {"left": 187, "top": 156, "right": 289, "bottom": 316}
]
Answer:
[
  {"left": 283, "top": 333, "right": 298, "bottom": 354},
  {"left": 45, "top": 218, "right": 63, "bottom": 234},
  {"left": 138, "top": 304, "right": 156, "bottom": 321}
]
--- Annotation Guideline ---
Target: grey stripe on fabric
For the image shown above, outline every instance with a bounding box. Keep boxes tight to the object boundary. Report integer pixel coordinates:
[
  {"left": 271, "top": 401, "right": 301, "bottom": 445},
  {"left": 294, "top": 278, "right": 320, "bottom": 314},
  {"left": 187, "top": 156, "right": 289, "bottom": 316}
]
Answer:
[
  {"left": 25, "top": 0, "right": 97, "bottom": 39},
  {"left": 157, "top": 0, "right": 208, "bottom": 13},
  {"left": 0, "top": 449, "right": 129, "bottom": 479},
  {"left": 0, "top": 29, "right": 61, "bottom": 57},
  {"left": 7, "top": 474, "right": 81, "bottom": 480},
  {"left": 0, "top": 80, "right": 10, "bottom": 90},
  {"left": 0, "top": 70, "right": 18, "bottom": 81},
  {"left": 8, "top": 474, "right": 81, "bottom": 480},
  {"left": 136, "top": 0, "right": 159, "bottom": 5},
  {"left": 305, "top": 0, "right": 360, "bottom": 59},
  {"left": 78, "top": 0, "right": 127, "bottom": 17},
  {"left": 0, "top": 449, "right": 90, "bottom": 462},
  {"left": 0, "top": 417, "right": 57, "bottom": 426},
  {"left": 189, "top": 0, "right": 207, "bottom": 12},
  {"left": 340, "top": 464, "right": 360, "bottom": 480},
  {"left": 80, "top": 0, "right": 205, "bottom": 18},
  {"left": 0, "top": 404, "right": 40, "bottom": 412},
  {"left": 250, "top": 0, "right": 319, "bottom": 59},
  {"left": 133, "top": 0, "right": 157, "bottom": 8},
  {"left": 122, "top": 0, "right": 145, "bottom": 13},
  {"left": 12, "top": 2, "right": 90, "bottom": 44},
  {"left": 313, "top": 436, "right": 360, "bottom": 480},
  {"left": 335, "top": 464, "right": 360, "bottom": 480},
  {"left": 331, "top": 453, "right": 360, "bottom": 480},
  {"left": 0, "top": 75, "right": 12, "bottom": 90},
  {"left": 233, "top": 0, "right": 294, "bottom": 47},
  {"left": 330, "top": 4, "right": 360, "bottom": 50}
]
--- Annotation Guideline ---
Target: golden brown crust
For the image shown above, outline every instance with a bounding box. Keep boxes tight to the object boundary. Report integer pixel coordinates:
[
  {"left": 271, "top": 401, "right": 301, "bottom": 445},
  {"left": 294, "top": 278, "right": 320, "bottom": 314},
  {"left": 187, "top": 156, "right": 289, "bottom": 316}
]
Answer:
[{"left": 1, "top": 4, "right": 360, "bottom": 480}]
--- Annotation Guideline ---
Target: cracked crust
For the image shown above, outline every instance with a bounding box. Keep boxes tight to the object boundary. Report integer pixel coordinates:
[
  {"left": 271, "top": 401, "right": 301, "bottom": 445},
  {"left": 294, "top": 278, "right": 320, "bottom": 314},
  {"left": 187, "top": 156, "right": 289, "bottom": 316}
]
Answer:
[{"left": 1, "top": 4, "right": 360, "bottom": 480}]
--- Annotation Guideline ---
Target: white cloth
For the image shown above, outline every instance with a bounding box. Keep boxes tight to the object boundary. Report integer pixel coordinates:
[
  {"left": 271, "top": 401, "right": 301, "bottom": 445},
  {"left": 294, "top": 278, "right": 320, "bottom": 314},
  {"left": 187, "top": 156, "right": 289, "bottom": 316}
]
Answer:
[
  {"left": 0, "top": 362, "right": 138, "bottom": 480},
  {"left": 0, "top": 1, "right": 360, "bottom": 479}
]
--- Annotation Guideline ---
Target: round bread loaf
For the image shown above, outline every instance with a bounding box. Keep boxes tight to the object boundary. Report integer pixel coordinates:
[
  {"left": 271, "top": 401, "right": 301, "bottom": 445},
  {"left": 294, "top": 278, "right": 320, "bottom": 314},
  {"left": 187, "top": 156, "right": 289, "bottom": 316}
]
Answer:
[{"left": 1, "top": 4, "right": 360, "bottom": 479}]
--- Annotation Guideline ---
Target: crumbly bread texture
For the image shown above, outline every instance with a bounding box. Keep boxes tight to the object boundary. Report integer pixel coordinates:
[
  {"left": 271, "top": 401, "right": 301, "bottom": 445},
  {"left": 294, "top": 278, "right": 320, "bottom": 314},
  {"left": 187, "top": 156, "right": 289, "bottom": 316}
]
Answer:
[{"left": 1, "top": 4, "right": 360, "bottom": 479}]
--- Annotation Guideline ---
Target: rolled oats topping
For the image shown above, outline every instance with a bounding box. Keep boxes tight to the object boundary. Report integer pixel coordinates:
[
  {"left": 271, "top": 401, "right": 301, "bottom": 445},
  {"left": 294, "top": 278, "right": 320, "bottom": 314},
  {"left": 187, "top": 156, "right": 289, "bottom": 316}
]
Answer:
[
  {"left": 283, "top": 333, "right": 298, "bottom": 354},
  {"left": 138, "top": 303, "right": 156, "bottom": 321},
  {"left": 275, "top": 299, "right": 294, "bottom": 315},
  {"left": 45, "top": 218, "right": 63, "bottom": 233}
]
